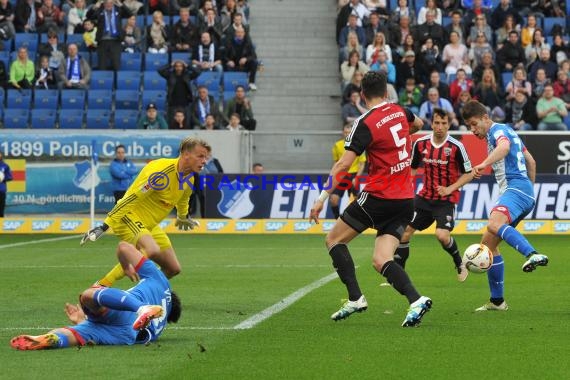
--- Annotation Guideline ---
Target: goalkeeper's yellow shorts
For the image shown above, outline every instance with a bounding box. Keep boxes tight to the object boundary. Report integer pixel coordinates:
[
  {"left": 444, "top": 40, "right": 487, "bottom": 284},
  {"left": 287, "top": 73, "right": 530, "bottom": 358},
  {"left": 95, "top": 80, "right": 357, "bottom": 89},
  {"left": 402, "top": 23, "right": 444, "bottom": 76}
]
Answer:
[{"left": 110, "top": 213, "right": 172, "bottom": 250}]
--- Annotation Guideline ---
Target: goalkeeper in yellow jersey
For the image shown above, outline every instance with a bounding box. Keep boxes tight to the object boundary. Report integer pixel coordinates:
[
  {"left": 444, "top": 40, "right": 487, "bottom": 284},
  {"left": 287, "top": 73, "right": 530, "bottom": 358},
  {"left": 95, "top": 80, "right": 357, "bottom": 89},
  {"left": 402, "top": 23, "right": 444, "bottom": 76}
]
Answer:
[{"left": 80, "top": 137, "right": 211, "bottom": 286}]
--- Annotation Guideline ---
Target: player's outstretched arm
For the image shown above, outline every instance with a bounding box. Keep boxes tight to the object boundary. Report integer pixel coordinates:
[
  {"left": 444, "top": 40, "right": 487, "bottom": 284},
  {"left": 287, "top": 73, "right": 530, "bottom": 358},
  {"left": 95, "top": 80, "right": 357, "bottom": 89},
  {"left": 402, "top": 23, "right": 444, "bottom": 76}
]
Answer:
[
  {"left": 80, "top": 223, "right": 109, "bottom": 246},
  {"left": 409, "top": 115, "right": 424, "bottom": 134},
  {"left": 437, "top": 172, "right": 475, "bottom": 196}
]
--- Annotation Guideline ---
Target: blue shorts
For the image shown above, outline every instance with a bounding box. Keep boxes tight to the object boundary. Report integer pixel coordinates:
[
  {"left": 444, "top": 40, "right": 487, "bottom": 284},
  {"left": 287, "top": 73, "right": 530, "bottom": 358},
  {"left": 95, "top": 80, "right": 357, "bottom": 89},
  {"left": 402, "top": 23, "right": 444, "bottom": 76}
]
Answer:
[{"left": 493, "top": 188, "right": 535, "bottom": 227}]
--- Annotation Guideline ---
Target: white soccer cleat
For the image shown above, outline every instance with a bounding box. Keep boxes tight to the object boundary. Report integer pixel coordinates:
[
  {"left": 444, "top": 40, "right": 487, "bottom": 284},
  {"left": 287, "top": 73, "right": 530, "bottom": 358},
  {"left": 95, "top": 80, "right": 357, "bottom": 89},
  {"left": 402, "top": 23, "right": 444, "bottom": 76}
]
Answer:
[
  {"left": 522, "top": 254, "right": 549, "bottom": 273},
  {"left": 402, "top": 296, "right": 432, "bottom": 327},
  {"left": 330, "top": 295, "right": 368, "bottom": 321},
  {"left": 475, "top": 301, "right": 509, "bottom": 311}
]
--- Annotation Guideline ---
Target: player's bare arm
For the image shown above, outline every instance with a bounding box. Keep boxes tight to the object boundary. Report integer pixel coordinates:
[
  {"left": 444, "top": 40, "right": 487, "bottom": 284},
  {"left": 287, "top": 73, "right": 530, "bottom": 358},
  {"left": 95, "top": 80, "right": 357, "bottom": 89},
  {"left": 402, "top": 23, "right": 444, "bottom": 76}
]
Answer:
[
  {"left": 473, "top": 139, "right": 510, "bottom": 178},
  {"left": 310, "top": 150, "right": 357, "bottom": 224},
  {"left": 64, "top": 303, "right": 85, "bottom": 324},
  {"left": 523, "top": 148, "right": 536, "bottom": 183},
  {"left": 437, "top": 171, "right": 475, "bottom": 196},
  {"left": 409, "top": 115, "right": 424, "bottom": 134}
]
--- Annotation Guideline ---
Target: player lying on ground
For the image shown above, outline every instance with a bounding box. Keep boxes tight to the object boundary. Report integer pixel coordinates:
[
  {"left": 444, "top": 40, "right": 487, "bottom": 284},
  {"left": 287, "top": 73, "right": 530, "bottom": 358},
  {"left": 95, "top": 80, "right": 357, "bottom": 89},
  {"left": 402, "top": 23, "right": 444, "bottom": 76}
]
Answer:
[
  {"left": 80, "top": 137, "right": 210, "bottom": 287},
  {"left": 10, "top": 242, "right": 181, "bottom": 350}
]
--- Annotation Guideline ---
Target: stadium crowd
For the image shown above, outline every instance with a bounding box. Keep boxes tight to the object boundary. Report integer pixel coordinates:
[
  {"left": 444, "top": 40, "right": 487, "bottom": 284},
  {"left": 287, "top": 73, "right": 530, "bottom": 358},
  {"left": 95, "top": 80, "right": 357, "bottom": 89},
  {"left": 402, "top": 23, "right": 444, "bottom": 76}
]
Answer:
[
  {"left": 0, "top": 0, "right": 258, "bottom": 130},
  {"left": 337, "top": 0, "right": 570, "bottom": 131}
]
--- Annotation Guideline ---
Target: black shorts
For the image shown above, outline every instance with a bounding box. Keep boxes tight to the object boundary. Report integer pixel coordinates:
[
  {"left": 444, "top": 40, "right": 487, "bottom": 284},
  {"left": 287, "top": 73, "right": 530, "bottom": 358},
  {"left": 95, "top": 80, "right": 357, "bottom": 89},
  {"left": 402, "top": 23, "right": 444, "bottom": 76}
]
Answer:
[
  {"left": 331, "top": 173, "right": 358, "bottom": 198},
  {"left": 409, "top": 196, "right": 456, "bottom": 231},
  {"left": 340, "top": 192, "right": 413, "bottom": 240}
]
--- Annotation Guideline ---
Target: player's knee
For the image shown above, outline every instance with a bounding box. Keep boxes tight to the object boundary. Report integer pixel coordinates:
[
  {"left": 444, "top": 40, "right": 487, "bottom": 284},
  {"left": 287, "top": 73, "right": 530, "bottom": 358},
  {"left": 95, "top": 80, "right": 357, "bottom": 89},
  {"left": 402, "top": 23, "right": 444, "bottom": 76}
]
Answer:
[
  {"left": 79, "top": 289, "right": 95, "bottom": 307},
  {"left": 372, "top": 256, "right": 387, "bottom": 272},
  {"left": 163, "top": 264, "right": 181, "bottom": 278},
  {"left": 435, "top": 230, "right": 449, "bottom": 244},
  {"left": 486, "top": 222, "right": 500, "bottom": 235}
]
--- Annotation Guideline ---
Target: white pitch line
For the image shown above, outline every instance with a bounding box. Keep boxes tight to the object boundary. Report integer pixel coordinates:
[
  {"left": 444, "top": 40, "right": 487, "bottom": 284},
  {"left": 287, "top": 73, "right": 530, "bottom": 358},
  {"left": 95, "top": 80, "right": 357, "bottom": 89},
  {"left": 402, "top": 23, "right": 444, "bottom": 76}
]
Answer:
[
  {"left": 0, "top": 235, "right": 78, "bottom": 250},
  {"left": 233, "top": 272, "right": 338, "bottom": 330}
]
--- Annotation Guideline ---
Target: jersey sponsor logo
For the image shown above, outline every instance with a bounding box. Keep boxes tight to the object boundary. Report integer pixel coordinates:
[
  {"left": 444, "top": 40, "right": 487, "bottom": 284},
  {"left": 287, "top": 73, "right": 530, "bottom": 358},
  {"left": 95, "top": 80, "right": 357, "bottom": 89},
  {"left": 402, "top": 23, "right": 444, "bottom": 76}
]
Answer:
[
  {"left": 60, "top": 220, "right": 83, "bottom": 231},
  {"left": 443, "top": 147, "right": 452, "bottom": 156},
  {"left": 466, "top": 222, "right": 487, "bottom": 232},
  {"left": 293, "top": 222, "right": 312, "bottom": 231},
  {"left": 206, "top": 221, "right": 228, "bottom": 231},
  {"left": 522, "top": 221, "right": 545, "bottom": 232},
  {"left": 554, "top": 222, "right": 570, "bottom": 232},
  {"left": 217, "top": 179, "right": 254, "bottom": 219},
  {"left": 235, "top": 221, "right": 256, "bottom": 231},
  {"left": 32, "top": 220, "right": 53, "bottom": 231},
  {"left": 3, "top": 220, "right": 24, "bottom": 231},
  {"left": 422, "top": 158, "right": 449, "bottom": 165},
  {"left": 464, "top": 161, "right": 472, "bottom": 172},
  {"left": 265, "top": 221, "right": 286, "bottom": 231},
  {"left": 73, "top": 160, "right": 101, "bottom": 191}
]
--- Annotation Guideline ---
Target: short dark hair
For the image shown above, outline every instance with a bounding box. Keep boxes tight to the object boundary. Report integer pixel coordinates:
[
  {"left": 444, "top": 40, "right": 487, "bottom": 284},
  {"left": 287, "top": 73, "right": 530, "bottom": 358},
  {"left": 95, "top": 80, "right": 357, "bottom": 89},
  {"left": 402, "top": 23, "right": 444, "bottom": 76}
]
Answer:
[
  {"left": 461, "top": 100, "right": 488, "bottom": 121},
  {"left": 432, "top": 107, "right": 449, "bottom": 122},
  {"left": 167, "top": 290, "right": 182, "bottom": 324},
  {"left": 361, "top": 71, "right": 387, "bottom": 100},
  {"left": 115, "top": 144, "right": 125, "bottom": 153},
  {"left": 252, "top": 162, "right": 263, "bottom": 170}
]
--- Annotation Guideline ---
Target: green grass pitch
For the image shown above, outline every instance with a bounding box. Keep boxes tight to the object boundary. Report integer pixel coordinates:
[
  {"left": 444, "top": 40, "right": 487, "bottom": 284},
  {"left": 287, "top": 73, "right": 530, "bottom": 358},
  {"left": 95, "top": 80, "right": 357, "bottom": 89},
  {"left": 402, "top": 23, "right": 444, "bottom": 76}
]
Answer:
[{"left": 0, "top": 234, "right": 568, "bottom": 379}]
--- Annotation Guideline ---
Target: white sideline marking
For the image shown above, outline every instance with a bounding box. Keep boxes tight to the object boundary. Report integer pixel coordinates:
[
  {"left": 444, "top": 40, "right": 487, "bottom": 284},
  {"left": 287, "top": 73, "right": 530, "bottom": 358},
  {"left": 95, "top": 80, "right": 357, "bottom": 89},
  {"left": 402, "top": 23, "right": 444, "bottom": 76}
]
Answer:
[
  {"left": 233, "top": 272, "right": 338, "bottom": 330},
  {"left": 0, "top": 235, "right": 78, "bottom": 250}
]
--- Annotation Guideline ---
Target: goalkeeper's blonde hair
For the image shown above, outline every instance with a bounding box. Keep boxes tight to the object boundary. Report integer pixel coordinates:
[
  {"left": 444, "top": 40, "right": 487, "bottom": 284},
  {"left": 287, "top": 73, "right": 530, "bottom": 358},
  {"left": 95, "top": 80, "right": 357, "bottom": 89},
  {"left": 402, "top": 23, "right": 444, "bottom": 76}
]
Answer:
[{"left": 179, "top": 137, "right": 212, "bottom": 154}]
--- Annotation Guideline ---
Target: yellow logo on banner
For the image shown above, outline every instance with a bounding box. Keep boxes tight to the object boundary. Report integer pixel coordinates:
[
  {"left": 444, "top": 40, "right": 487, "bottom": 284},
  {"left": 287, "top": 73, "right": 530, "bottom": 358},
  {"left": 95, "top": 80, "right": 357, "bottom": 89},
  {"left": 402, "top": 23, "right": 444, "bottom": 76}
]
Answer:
[{"left": 4, "top": 159, "right": 26, "bottom": 193}]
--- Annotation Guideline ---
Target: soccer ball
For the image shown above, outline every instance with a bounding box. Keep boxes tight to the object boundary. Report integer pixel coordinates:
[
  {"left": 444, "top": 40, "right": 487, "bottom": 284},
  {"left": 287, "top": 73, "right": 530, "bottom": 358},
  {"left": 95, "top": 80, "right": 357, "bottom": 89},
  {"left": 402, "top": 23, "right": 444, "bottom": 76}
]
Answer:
[{"left": 463, "top": 244, "right": 493, "bottom": 273}]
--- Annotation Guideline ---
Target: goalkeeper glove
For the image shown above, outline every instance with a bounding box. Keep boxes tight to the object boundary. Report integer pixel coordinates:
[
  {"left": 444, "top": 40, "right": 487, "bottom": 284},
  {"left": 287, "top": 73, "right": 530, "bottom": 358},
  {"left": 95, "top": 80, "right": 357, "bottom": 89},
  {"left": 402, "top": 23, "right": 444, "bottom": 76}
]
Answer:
[
  {"left": 80, "top": 223, "right": 109, "bottom": 246},
  {"left": 175, "top": 216, "right": 200, "bottom": 231}
]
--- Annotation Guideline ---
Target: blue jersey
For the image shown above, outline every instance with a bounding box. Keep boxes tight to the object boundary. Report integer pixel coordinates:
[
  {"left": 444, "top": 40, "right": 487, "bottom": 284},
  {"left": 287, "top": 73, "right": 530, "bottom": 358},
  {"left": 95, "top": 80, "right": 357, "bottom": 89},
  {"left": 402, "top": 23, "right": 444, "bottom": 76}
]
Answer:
[
  {"left": 487, "top": 123, "right": 534, "bottom": 197},
  {"left": 68, "top": 260, "right": 172, "bottom": 346}
]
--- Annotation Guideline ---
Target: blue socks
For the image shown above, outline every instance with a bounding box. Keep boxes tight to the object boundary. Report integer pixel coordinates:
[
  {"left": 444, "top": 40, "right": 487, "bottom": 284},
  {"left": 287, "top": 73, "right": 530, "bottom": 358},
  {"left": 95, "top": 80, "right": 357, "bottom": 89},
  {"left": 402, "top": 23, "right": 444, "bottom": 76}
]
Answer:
[
  {"left": 54, "top": 332, "right": 70, "bottom": 348},
  {"left": 93, "top": 288, "right": 143, "bottom": 312},
  {"left": 497, "top": 225, "right": 536, "bottom": 257},
  {"left": 487, "top": 255, "right": 504, "bottom": 300}
]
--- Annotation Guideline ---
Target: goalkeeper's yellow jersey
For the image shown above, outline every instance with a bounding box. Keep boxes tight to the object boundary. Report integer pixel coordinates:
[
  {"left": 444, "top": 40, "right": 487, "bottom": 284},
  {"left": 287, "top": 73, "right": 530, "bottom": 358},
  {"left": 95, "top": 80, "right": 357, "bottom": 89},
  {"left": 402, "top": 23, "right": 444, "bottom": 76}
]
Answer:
[
  {"left": 332, "top": 139, "right": 366, "bottom": 174},
  {"left": 104, "top": 158, "right": 194, "bottom": 230}
]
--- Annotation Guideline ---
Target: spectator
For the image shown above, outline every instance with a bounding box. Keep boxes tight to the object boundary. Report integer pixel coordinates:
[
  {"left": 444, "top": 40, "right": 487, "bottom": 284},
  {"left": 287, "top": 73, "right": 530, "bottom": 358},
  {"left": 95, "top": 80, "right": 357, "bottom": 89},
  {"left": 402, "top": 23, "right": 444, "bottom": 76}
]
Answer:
[
  {"left": 38, "top": 30, "right": 65, "bottom": 71},
  {"left": 506, "top": 89, "right": 537, "bottom": 130},
  {"left": 149, "top": 0, "right": 170, "bottom": 15},
  {"left": 449, "top": 68, "right": 474, "bottom": 104},
  {"left": 467, "top": 15, "right": 493, "bottom": 48},
  {"left": 342, "top": 70, "right": 364, "bottom": 104},
  {"left": 223, "top": 12, "right": 249, "bottom": 45},
  {"left": 536, "top": 83, "right": 568, "bottom": 130},
  {"left": 370, "top": 50, "right": 395, "bottom": 85},
  {"left": 0, "top": 0, "right": 16, "bottom": 40},
  {"left": 454, "top": 90, "right": 473, "bottom": 130},
  {"left": 525, "top": 29, "right": 550, "bottom": 65},
  {"left": 137, "top": 103, "right": 168, "bottom": 130},
  {"left": 190, "top": 85, "right": 221, "bottom": 128},
  {"left": 58, "top": 43, "right": 91, "bottom": 89},
  {"left": 553, "top": 69, "right": 570, "bottom": 106},
  {"left": 88, "top": 0, "right": 130, "bottom": 71},
  {"left": 340, "top": 50, "right": 369, "bottom": 88},
  {"left": 392, "top": 15, "right": 413, "bottom": 50},
  {"left": 192, "top": 31, "right": 223, "bottom": 73},
  {"left": 419, "top": 87, "right": 458, "bottom": 129},
  {"left": 338, "top": 0, "right": 370, "bottom": 33},
  {"left": 202, "top": 151, "right": 224, "bottom": 173},
  {"left": 397, "top": 50, "right": 424, "bottom": 90},
  {"left": 398, "top": 77, "right": 422, "bottom": 114},
  {"left": 391, "top": 0, "right": 415, "bottom": 27},
  {"left": 363, "top": 12, "right": 388, "bottom": 48},
  {"left": 490, "top": 0, "right": 523, "bottom": 30},
  {"left": 341, "top": 31, "right": 364, "bottom": 63},
  {"left": 147, "top": 11, "right": 169, "bottom": 54},
  {"left": 35, "top": 0, "right": 63, "bottom": 34},
  {"left": 496, "top": 31, "right": 526, "bottom": 72},
  {"left": 531, "top": 68, "right": 549, "bottom": 103},
  {"left": 440, "top": 0, "right": 461, "bottom": 16},
  {"left": 366, "top": 31, "right": 391, "bottom": 66},
  {"left": 158, "top": 59, "right": 199, "bottom": 123},
  {"left": 223, "top": 26, "right": 258, "bottom": 90},
  {"left": 35, "top": 55, "right": 56, "bottom": 89},
  {"left": 338, "top": 13, "right": 366, "bottom": 48},
  {"left": 520, "top": 13, "right": 537, "bottom": 48},
  {"left": 473, "top": 68, "right": 506, "bottom": 122},
  {"left": 386, "top": 82, "right": 399, "bottom": 103},
  {"left": 67, "top": 0, "right": 87, "bottom": 34},
  {"left": 462, "top": 0, "right": 491, "bottom": 33},
  {"left": 494, "top": 14, "right": 516, "bottom": 50},
  {"left": 528, "top": 48, "right": 558, "bottom": 83},
  {"left": 221, "top": 0, "right": 243, "bottom": 33},
  {"left": 121, "top": 14, "right": 142, "bottom": 53},
  {"left": 551, "top": 34, "right": 570, "bottom": 65},
  {"left": 472, "top": 51, "right": 500, "bottom": 84},
  {"left": 14, "top": 0, "right": 40, "bottom": 33},
  {"left": 202, "top": 113, "right": 218, "bottom": 130},
  {"left": 505, "top": 65, "right": 532, "bottom": 104},
  {"left": 199, "top": 7, "right": 222, "bottom": 45},
  {"left": 414, "top": 9, "right": 445, "bottom": 49},
  {"left": 469, "top": 32, "right": 494, "bottom": 68},
  {"left": 0, "top": 151, "right": 12, "bottom": 217},
  {"left": 418, "top": 37, "right": 441, "bottom": 75},
  {"left": 122, "top": 0, "right": 144, "bottom": 16},
  {"left": 171, "top": 7, "right": 199, "bottom": 53},
  {"left": 169, "top": 108, "right": 193, "bottom": 129},
  {"left": 9, "top": 47, "right": 34, "bottom": 89},
  {"left": 224, "top": 85, "right": 256, "bottom": 130},
  {"left": 226, "top": 112, "right": 245, "bottom": 131},
  {"left": 196, "top": 0, "right": 214, "bottom": 25},
  {"left": 396, "top": 33, "right": 417, "bottom": 62},
  {"left": 109, "top": 144, "right": 137, "bottom": 204},
  {"left": 444, "top": 10, "right": 465, "bottom": 45},
  {"left": 82, "top": 19, "right": 97, "bottom": 52},
  {"left": 252, "top": 162, "right": 264, "bottom": 174},
  {"left": 416, "top": 0, "right": 442, "bottom": 25},
  {"left": 422, "top": 70, "right": 450, "bottom": 101},
  {"left": 342, "top": 90, "right": 368, "bottom": 124}
]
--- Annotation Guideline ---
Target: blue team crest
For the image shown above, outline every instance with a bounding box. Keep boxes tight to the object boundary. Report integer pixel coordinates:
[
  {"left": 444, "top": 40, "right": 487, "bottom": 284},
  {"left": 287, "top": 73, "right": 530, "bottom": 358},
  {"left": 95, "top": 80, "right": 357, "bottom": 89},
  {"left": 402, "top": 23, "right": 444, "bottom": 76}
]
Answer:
[
  {"left": 73, "top": 160, "right": 101, "bottom": 191},
  {"left": 217, "top": 180, "right": 254, "bottom": 219}
]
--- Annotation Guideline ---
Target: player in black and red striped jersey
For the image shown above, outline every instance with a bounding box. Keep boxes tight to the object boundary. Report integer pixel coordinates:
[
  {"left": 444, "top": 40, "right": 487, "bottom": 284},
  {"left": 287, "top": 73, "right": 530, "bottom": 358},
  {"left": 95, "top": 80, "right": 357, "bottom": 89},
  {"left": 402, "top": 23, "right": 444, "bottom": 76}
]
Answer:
[
  {"left": 310, "top": 71, "right": 432, "bottom": 327},
  {"left": 392, "top": 108, "right": 474, "bottom": 282}
]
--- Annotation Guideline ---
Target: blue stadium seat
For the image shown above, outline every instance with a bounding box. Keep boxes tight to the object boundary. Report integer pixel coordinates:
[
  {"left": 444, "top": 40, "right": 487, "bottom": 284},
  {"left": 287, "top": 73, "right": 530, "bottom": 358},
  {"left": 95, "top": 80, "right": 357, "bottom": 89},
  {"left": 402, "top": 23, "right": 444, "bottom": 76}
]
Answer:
[
  {"left": 61, "top": 89, "right": 86, "bottom": 110},
  {"left": 0, "top": 87, "right": 4, "bottom": 110},
  {"left": 115, "top": 89, "right": 140, "bottom": 110},
  {"left": 414, "top": 0, "right": 425, "bottom": 13},
  {"left": 0, "top": 51, "right": 9, "bottom": 73},
  {"left": 116, "top": 70, "right": 141, "bottom": 91},
  {"left": 87, "top": 89, "right": 113, "bottom": 110},
  {"left": 141, "top": 90, "right": 166, "bottom": 111},
  {"left": 501, "top": 71, "right": 513, "bottom": 88},
  {"left": 447, "top": 73, "right": 456, "bottom": 84},
  {"left": 114, "top": 110, "right": 140, "bottom": 129},
  {"left": 543, "top": 17, "right": 566, "bottom": 36},
  {"left": 6, "top": 89, "right": 32, "bottom": 109},
  {"left": 30, "top": 109, "right": 57, "bottom": 128},
  {"left": 171, "top": 52, "right": 191, "bottom": 65},
  {"left": 121, "top": 53, "right": 143, "bottom": 71},
  {"left": 442, "top": 17, "right": 451, "bottom": 28},
  {"left": 90, "top": 70, "right": 115, "bottom": 90},
  {"left": 143, "top": 71, "right": 166, "bottom": 91},
  {"left": 223, "top": 91, "right": 236, "bottom": 104},
  {"left": 85, "top": 109, "right": 111, "bottom": 129},
  {"left": 144, "top": 53, "right": 169, "bottom": 71},
  {"left": 33, "top": 89, "right": 59, "bottom": 110},
  {"left": 66, "top": 34, "right": 86, "bottom": 49},
  {"left": 223, "top": 72, "right": 249, "bottom": 93},
  {"left": 196, "top": 71, "right": 222, "bottom": 93},
  {"left": 59, "top": 110, "right": 84, "bottom": 129},
  {"left": 3, "top": 109, "right": 30, "bottom": 128},
  {"left": 10, "top": 50, "right": 36, "bottom": 63},
  {"left": 39, "top": 32, "right": 64, "bottom": 45},
  {"left": 14, "top": 33, "right": 38, "bottom": 51}
]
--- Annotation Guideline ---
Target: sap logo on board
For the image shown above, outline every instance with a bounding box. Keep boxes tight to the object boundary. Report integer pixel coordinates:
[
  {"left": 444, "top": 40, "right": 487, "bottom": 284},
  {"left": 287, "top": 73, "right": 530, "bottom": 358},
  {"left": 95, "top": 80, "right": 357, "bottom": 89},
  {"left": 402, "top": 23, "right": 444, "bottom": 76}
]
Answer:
[
  {"left": 60, "top": 220, "right": 83, "bottom": 231},
  {"left": 554, "top": 222, "right": 570, "bottom": 232},
  {"left": 294, "top": 222, "right": 312, "bottom": 232},
  {"left": 466, "top": 222, "right": 486, "bottom": 232},
  {"left": 3, "top": 220, "right": 24, "bottom": 231},
  {"left": 322, "top": 222, "right": 335, "bottom": 232},
  {"left": 265, "top": 222, "right": 286, "bottom": 232},
  {"left": 159, "top": 220, "right": 170, "bottom": 230},
  {"left": 207, "top": 222, "right": 228, "bottom": 231},
  {"left": 235, "top": 222, "right": 256, "bottom": 232},
  {"left": 523, "top": 222, "right": 545, "bottom": 232},
  {"left": 32, "top": 220, "right": 53, "bottom": 231}
]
